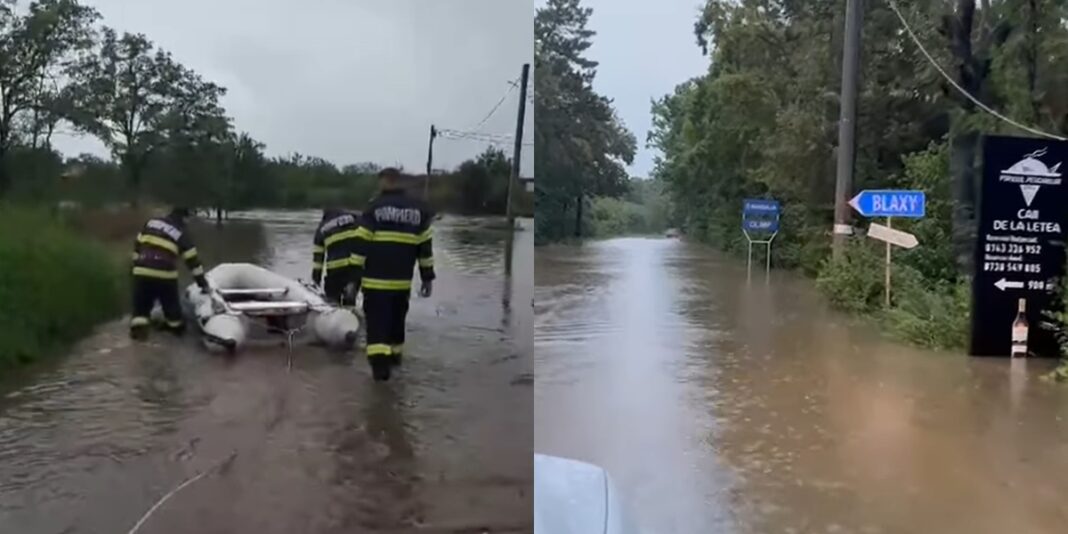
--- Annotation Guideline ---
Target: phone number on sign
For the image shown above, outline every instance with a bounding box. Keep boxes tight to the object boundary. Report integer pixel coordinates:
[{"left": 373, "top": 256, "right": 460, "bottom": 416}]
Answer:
[
  {"left": 983, "top": 262, "right": 1041, "bottom": 273},
  {"left": 985, "top": 243, "right": 1041, "bottom": 254}
]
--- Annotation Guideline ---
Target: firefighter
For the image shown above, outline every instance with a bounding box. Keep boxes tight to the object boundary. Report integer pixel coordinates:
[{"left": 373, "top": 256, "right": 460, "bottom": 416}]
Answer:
[
  {"left": 353, "top": 167, "right": 435, "bottom": 381},
  {"left": 311, "top": 207, "right": 363, "bottom": 304},
  {"left": 130, "top": 207, "right": 209, "bottom": 340}
]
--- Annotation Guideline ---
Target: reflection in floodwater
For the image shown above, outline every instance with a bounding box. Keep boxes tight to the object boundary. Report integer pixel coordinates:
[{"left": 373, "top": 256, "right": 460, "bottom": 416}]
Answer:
[
  {"left": 0, "top": 213, "right": 532, "bottom": 533},
  {"left": 536, "top": 238, "right": 1068, "bottom": 534}
]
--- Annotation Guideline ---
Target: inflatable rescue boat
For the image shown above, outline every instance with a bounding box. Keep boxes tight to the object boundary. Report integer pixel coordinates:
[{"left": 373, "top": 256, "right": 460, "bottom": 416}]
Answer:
[{"left": 184, "top": 263, "right": 361, "bottom": 353}]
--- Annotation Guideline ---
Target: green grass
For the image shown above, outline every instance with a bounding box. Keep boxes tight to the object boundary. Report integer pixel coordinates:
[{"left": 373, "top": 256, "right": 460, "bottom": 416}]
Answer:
[{"left": 0, "top": 207, "right": 126, "bottom": 371}]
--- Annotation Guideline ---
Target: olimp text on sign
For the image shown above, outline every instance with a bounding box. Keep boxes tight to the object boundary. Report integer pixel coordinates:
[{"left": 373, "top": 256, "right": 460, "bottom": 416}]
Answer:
[{"left": 970, "top": 136, "right": 1068, "bottom": 358}]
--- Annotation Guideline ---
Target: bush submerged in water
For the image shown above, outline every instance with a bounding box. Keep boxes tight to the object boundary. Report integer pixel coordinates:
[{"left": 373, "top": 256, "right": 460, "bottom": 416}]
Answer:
[{"left": 0, "top": 208, "right": 125, "bottom": 369}]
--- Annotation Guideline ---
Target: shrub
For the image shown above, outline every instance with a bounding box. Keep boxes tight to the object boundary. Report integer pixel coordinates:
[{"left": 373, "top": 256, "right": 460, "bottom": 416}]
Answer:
[
  {"left": 0, "top": 207, "right": 125, "bottom": 370},
  {"left": 815, "top": 238, "right": 885, "bottom": 313}
]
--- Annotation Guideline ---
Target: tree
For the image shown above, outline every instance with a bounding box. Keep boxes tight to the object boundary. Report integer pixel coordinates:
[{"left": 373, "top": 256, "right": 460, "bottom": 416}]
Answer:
[
  {"left": 66, "top": 28, "right": 226, "bottom": 201},
  {"left": 0, "top": 0, "right": 98, "bottom": 193},
  {"left": 534, "top": 0, "right": 636, "bottom": 241}
]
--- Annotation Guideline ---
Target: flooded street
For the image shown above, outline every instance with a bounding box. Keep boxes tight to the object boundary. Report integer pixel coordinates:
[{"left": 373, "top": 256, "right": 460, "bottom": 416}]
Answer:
[
  {"left": 0, "top": 212, "right": 532, "bottom": 533},
  {"left": 535, "top": 237, "right": 1068, "bottom": 534}
]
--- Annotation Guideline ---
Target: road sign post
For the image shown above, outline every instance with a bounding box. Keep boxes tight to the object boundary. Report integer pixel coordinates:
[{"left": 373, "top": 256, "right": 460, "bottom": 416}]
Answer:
[
  {"left": 850, "top": 189, "right": 925, "bottom": 307},
  {"left": 970, "top": 136, "right": 1068, "bottom": 358},
  {"left": 742, "top": 199, "right": 780, "bottom": 282},
  {"left": 885, "top": 217, "right": 891, "bottom": 307}
]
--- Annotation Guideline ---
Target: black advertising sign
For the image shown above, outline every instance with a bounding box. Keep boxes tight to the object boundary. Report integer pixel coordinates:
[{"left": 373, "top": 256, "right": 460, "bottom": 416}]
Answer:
[{"left": 970, "top": 135, "right": 1068, "bottom": 357}]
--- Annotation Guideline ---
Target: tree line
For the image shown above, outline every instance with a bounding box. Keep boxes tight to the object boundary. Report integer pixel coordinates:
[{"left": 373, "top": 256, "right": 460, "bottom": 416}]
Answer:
[
  {"left": 0, "top": 0, "right": 529, "bottom": 216},
  {"left": 534, "top": 0, "right": 1068, "bottom": 353},
  {"left": 647, "top": 0, "right": 1068, "bottom": 349}
]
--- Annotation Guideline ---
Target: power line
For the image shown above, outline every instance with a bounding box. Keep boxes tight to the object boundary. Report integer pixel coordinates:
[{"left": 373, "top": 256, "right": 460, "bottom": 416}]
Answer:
[
  {"left": 885, "top": 0, "right": 1066, "bottom": 141},
  {"left": 469, "top": 78, "right": 518, "bottom": 133}
]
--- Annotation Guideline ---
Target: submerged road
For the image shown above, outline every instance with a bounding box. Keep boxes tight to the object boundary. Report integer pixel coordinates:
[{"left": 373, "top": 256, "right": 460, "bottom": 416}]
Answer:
[
  {"left": 0, "top": 212, "right": 533, "bottom": 533},
  {"left": 535, "top": 237, "right": 1068, "bottom": 534}
]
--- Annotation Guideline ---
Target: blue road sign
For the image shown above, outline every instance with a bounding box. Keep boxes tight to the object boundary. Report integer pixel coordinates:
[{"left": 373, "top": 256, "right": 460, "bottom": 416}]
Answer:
[
  {"left": 743, "top": 198, "right": 780, "bottom": 215},
  {"left": 848, "top": 189, "right": 925, "bottom": 218},
  {"left": 743, "top": 218, "right": 779, "bottom": 233}
]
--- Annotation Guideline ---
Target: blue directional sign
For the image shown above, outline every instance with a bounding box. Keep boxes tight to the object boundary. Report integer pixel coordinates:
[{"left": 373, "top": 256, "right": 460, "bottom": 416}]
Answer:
[
  {"left": 742, "top": 197, "right": 780, "bottom": 234},
  {"left": 743, "top": 198, "right": 780, "bottom": 215},
  {"left": 744, "top": 218, "right": 779, "bottom": 232},
  {"left": 848, "top": 189, "right": 926, "bottom": 218}
]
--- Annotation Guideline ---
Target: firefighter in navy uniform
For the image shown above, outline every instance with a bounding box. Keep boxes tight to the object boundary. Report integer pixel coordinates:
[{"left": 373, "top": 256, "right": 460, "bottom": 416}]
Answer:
[
  {"left": 130, "top": 207, "right": 209, "bottom": 340},
  {"left": 311, "top": 208, "right": 363, "bottom": 304},
  {"left": 353, "top": 167, "right": 435, "bottom": 381}
]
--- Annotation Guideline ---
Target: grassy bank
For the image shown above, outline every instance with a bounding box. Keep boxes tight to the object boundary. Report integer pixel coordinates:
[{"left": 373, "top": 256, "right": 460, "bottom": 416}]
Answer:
[{"left": 0, "top": 207, "right": 127, "bottom": 371}]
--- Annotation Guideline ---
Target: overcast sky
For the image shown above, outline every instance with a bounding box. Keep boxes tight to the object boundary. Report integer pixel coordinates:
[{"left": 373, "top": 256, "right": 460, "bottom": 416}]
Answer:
[
  {"left": 52, "top": 0, "right": 534, "bottom": 176},
  {"left": 559, "top": 0, "right": 708, "bottom": 178}
]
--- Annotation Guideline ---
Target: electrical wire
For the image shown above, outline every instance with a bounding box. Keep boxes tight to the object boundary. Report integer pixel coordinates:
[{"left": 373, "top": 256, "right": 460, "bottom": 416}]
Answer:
[
  {"left": 885, "top": 0, "right": 1066, "bottom": 141},
  {"left": 469, "top": 77, "right": 518, "bottom": 133}
]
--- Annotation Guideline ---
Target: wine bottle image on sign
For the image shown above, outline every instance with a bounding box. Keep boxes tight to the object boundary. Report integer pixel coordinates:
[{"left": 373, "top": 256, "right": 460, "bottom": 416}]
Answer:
[{"left": 1011, "top": 298, "right": 1029, "bottom": 358}]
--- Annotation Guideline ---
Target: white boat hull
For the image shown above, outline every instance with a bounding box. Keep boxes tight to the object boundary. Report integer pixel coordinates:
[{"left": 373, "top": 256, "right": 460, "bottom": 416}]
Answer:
[{"left": 184, "top": 263, "right": 361, "bottom": 353}]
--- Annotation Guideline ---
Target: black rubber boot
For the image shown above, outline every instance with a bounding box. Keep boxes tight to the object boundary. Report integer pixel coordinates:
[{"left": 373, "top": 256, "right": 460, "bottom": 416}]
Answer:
[
  {"left": 369, "top": 358, "right": 392, "bottom": 381},
  {"left": 130, "top": 325, "right": 149, "bottom": 341}
]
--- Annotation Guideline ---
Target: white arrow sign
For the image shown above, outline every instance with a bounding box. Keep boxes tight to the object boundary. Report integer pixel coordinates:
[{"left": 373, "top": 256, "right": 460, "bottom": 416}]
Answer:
[
  {"left": 866, "top": 223, "right": 919, "bottom": 249},
  {"left": 994, "top": 278, "right": 1025, "bottom": 291}
]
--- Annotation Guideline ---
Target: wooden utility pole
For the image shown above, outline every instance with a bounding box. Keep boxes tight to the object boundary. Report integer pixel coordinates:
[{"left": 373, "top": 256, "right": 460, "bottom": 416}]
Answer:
[
  {"left": 424, "top": 124, "right": 436, "bottom": 200},
  {"left": 832, "top": 0, "right": 864, "bottom": 258},
  {"left": 505, "top": 63, "right": 530, "bottom": 231}
]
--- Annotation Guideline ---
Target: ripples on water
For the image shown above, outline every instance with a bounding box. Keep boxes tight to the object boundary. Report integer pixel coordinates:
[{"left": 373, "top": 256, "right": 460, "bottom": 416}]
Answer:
[
  {"left": 0, "top": 212, "right": 533, "bottom": 534},
  {"left": 536, "top": 237, "right": 1068, "bottom": 534}
]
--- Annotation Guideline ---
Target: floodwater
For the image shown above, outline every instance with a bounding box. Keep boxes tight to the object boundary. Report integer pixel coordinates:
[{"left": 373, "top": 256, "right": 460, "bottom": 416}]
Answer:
[
  {"left": 0, "top": 212, "right": 533, "bottom": 533},
  {"left": 535, "top": 237, "right": 1068, "bottom": 534}
]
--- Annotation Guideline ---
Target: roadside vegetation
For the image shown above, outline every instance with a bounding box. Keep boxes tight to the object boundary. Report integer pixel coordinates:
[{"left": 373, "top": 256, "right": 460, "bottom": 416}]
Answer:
[
  {"left": 535, "top": 0, "right": 1068, "bottom": 367},
  {"left": 0, "top": 207, "right": 125, "bottom": 370},
  {"left": 588, "top": 178, "right": 674, "bottom": 238}
]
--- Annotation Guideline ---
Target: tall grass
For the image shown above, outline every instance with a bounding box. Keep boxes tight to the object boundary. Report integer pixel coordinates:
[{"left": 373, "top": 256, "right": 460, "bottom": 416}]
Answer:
[{"left": 0, "top": 207, "right": 125, "bottom": 369}]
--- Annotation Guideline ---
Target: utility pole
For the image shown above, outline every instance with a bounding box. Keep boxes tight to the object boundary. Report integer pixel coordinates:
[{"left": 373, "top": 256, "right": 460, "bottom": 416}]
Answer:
[
  {"left": 505, "top": 63, "right": 530, "bottom": 231},
  {"left": 424, "top": 124, "right": 436, "bottom": 201},
  {"left": 832, "top": 0, "right": 863, "bottom": 258}
]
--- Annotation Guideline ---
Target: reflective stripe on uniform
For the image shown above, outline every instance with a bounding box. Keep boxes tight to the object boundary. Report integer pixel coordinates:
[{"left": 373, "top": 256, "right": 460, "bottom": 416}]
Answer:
[
  {"left": 367, "top": 343, "right": 392, "bottom": 356},
  {"left": 137, "top": 233, "right": 178, "bottom": 254},
  {"left": 354, "top": 226, "right": 374, "bottom": 240},
  {"left": 166, "top": 320, "right": 183, "bottom": 328},
  {"left": 313, "top": 245, "right": 325, "bottom": 253},
  {"left": 312, "top": 261, "right": 323, "bottom": 269},
  {"left": 391, "top": 344, "right": 404, "bottom": 355},
  {"left": 362, "top": 278, "right": 412, "bottom": 291},
  {"left": 350, "top": 254, "right": 366, "bottom": 266},
  {"left": 182, "top": 247, "right": 198, "bottom": 260},
  {"left": 418, "top": 257, "right": 434, "bottom": 268},
  {"left": 130, "top": 316, "right": 150, "bottom": 326},
  {"left": 191, "top": 265, "right": 205, "bottom": 276},
  {"left": 324, "top": 228, "right": 360, "bottom": 247},
  {"left": 132, "top": 266, "right": 179, "bottom": 279},
  {"left": 325, "top": 257, "right": 352, "bottom": 270},
  {"left": 373, "top": 230, "right": 419, "bottom": 245},
  {"left": 418, "top": 228, "right": 432, "bottom": 243}
]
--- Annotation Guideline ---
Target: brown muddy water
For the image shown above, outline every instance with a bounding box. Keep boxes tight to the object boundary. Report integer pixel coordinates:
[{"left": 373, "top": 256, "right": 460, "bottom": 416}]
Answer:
[
  {"left": 535, "top": 237, "right": 1068, "bottom": 534},
  {"left": 0, "top": 212, "right": 532, "bottom": 534}
]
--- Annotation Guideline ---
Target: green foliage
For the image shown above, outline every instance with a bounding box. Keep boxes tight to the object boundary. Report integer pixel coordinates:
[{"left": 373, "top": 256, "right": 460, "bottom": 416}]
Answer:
[
  {"left": 587, "top": 177, "right": 675, "bottom": 238},
  {"left": 588, "top": 197, "right": 647, "bottom": 237},
  {"left": 534, "top": 0, "right": 637, "bottom": 242},
  {"left": 0, "top": 206, "right": 123, "bottom": 370},
  {"left": 883, "top": 275, "right": 972, "bottom": 350},
  {"left": 0, "top": 0, "right": 99, "bottom": 192},
  {"left": 815, "top": 239, "right": 886, "bottom": 314}
]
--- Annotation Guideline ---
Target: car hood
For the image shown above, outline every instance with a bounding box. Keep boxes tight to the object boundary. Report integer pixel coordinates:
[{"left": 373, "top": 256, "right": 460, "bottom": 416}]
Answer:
[{"left": 534, "top": 453, "right": 635, "bottom": 534}]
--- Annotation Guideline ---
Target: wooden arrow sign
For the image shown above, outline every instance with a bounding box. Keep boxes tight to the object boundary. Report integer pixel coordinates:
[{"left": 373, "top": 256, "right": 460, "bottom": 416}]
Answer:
[{"left": 867, "top": 222, "right": 919, "bottom": 249}]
